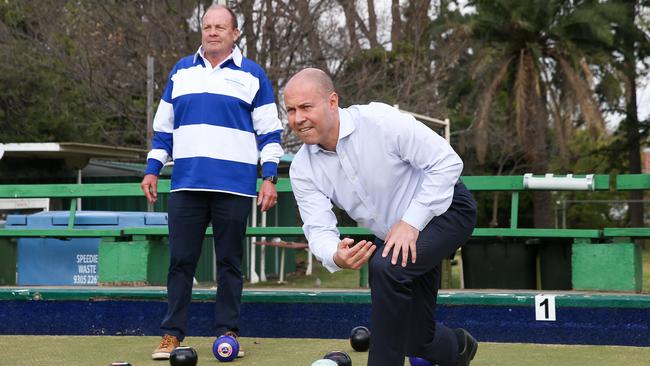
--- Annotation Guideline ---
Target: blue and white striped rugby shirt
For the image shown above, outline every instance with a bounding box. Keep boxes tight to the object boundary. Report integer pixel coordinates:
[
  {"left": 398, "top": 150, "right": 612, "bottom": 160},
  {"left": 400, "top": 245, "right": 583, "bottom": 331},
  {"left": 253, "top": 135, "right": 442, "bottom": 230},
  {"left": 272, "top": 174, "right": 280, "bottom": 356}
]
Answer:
[{"left": 145, "top": 46, "right": 284, "bottom": 197}]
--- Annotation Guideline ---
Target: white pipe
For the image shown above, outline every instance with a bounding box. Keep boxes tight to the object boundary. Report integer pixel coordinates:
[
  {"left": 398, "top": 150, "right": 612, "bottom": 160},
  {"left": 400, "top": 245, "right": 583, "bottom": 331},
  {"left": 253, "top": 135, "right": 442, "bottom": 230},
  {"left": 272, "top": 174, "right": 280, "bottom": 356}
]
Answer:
[
  {"left": 523, "top": 173, "right": 594, "bottom": 191},
  {"left": 249, "top": 199, "right": 259, "bottom": 284},
  {"left": 77, "top": 169, "right": 82, "bottom": 211},
  {"left": 260, "top": 210, "right": 267, "bottom": 282}
]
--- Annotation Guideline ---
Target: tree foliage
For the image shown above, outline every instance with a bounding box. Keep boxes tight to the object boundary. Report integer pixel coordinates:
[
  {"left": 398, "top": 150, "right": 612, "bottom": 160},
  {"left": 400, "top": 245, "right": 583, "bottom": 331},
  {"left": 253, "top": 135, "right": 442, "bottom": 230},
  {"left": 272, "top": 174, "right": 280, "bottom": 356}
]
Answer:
[{"left": 1, "top": 0, "right": 648, "bottom": 226}]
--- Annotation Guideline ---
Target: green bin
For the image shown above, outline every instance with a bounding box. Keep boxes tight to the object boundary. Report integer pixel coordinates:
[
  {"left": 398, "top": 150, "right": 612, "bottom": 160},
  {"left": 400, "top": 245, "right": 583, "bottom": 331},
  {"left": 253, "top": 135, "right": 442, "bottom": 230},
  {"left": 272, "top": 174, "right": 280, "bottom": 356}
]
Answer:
[
  {"left": 538, "top": 238, "right": 572, "bottom": 290},
  {"left": 461, "top": 238, "right": 536, "bottom": 289}
]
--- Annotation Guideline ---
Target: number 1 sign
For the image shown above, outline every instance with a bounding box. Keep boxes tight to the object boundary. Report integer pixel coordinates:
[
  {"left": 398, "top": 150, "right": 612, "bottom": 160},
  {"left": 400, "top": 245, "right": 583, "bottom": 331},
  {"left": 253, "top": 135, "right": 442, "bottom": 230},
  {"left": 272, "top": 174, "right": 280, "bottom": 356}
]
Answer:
[{"left": 535, "top": 294, "right": 557, "bottom": 321}]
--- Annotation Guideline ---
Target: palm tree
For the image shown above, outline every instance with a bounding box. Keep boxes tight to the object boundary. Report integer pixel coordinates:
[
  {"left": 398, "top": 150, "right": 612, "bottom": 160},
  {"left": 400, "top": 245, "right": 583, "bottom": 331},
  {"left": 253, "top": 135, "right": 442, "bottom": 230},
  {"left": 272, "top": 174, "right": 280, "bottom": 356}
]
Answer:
[{"left": 464, "top": 0, "right": 622, "bottom": 227}]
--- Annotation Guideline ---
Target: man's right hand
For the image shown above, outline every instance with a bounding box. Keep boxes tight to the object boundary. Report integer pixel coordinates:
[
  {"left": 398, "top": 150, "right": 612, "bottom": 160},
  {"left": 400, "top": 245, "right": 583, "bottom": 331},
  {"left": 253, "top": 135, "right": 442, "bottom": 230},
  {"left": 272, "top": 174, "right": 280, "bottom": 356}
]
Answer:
[
  {"left": 333, "top": 238, "right": 376, "bottom": 270},
  {"left": 141, "top": 174, "right": 159, "bottom": 203}
]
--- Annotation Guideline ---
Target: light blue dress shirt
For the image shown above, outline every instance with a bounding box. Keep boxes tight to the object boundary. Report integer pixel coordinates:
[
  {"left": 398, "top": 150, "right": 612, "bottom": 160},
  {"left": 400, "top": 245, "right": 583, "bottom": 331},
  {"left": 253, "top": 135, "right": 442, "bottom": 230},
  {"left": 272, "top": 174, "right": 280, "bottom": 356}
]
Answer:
[{"left": 290, "top": 102, "right": 463, "bottom": 272}]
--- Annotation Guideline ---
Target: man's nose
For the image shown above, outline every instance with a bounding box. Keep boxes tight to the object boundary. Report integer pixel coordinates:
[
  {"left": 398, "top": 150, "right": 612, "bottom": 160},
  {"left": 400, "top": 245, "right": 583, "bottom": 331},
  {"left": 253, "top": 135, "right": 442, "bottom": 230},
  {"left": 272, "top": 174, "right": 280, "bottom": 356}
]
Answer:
[{"left": 294, "top": 110, "right": 305, "bottom": 123}]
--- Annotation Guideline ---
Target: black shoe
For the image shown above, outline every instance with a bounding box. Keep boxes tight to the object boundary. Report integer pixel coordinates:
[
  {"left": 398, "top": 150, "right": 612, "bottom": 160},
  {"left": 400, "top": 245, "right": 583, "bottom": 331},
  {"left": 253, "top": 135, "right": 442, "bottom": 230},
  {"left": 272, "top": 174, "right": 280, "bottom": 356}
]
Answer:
[{"left": 457, "top": 328, "right": 478, "bottom": 366}]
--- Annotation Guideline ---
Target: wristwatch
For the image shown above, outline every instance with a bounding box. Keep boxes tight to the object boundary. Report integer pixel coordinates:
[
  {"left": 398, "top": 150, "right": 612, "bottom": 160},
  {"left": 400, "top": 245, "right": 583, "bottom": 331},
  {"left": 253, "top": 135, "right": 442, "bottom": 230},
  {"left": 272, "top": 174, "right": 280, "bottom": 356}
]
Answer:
[{"left": 263, "top": 175, "right": 278, "bottom": 184}]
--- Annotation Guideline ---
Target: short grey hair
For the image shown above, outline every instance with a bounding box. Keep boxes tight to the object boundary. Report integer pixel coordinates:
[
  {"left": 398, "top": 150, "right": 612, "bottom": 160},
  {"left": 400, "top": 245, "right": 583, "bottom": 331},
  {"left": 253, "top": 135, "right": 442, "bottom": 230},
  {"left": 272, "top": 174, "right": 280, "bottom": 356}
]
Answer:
[{"left": 201, "top": 4, "right": 238, "bottom": 29}]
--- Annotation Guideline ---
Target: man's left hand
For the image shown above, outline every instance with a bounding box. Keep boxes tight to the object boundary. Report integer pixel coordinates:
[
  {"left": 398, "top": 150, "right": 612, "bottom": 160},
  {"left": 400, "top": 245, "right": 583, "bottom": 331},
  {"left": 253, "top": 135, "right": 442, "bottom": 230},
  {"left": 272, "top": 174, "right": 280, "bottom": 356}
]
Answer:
[
  {"left": 257, "top": 180, "right": 278, "bottom": 212},
  {"left": 382, "top": 220, "right": 419, "bottom": 267}
]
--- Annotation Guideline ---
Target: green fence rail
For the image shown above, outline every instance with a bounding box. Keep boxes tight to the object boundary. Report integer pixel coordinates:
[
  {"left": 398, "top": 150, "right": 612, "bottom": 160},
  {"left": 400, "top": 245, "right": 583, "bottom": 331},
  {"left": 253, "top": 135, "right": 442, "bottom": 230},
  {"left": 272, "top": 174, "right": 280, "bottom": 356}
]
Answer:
[{"left": 0, "top": 174, "right": 647, "bottom": 290}]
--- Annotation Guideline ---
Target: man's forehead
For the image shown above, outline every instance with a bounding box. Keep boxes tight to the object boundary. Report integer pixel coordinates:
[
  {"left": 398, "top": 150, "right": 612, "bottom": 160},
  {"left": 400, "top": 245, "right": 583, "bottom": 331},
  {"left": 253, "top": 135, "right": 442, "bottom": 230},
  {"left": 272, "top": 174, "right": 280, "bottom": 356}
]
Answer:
[
  {"left": 285, "top": 84, "right": 320, "bottom": 103},
  {"left": 203, "top": 9, "right": 231, "bottom": 24}
]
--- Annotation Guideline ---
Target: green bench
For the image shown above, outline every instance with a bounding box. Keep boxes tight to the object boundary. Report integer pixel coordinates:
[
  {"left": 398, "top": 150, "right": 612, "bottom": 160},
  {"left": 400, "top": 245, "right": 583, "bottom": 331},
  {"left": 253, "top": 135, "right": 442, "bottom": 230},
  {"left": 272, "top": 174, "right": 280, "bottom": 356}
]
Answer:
[
  {"left": 0, "top": 182, "right": 171, "bottom": 286},
  {"left": 0, "top": 180, "right": 373, "bottom": 286},
  {"left": 1, "top": 173, "right": 645, "bottom": 291}
]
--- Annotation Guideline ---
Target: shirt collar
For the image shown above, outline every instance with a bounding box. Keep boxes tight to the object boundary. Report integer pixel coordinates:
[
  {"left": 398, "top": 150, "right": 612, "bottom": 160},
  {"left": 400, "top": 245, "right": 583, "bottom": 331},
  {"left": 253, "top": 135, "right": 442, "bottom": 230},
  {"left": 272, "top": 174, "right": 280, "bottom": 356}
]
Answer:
[
  {"left": 309, "top": 108, "right": 356, "bottom": 154},
  {"left": 193, "top": 45, "right": 243, "bottom": 68}
]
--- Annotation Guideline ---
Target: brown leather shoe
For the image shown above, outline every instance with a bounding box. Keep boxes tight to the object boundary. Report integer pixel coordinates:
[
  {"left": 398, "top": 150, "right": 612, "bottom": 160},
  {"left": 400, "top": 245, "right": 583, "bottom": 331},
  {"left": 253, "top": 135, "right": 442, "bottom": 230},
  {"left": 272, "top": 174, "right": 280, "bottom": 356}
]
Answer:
[
  {"left": 151, "top": 334, "right": 180, "bottom": 360},
  {"left": 224, "top": 331, "right": 245, "bottom": 358}
]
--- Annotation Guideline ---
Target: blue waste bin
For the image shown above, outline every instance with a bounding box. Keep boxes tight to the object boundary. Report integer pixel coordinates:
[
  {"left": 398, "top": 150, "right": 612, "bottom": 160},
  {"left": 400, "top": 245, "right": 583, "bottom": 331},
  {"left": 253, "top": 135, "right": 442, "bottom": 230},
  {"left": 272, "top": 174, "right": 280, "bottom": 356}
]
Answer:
[{"left": 5, "top": 211, "right": 167, "bottom": 286}]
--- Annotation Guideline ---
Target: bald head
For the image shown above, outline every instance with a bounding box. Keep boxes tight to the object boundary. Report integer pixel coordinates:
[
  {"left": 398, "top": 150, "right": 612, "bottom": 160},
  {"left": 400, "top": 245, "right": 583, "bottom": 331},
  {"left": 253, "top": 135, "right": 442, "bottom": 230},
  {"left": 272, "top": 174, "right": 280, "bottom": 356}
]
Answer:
[
  {"left": 285, "top": 68, "right": 335, "bottom": 99},
  {"left": 284, "top": 68, "right": 340, "bottom": 151}
]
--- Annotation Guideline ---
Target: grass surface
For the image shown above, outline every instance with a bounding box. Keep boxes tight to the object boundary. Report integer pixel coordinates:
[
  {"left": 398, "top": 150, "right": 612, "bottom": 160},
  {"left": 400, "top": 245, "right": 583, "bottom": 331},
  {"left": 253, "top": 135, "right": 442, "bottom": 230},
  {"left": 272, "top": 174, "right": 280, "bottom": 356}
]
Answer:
[
  {"left": 243, "top": 250, "right": 461, "bottom": 290},
  {"left": 244, "top": 250, "right": 361, "bottom": 289},
  {"left": 1, "top": 335, "right": 649, "bottom": 366}
]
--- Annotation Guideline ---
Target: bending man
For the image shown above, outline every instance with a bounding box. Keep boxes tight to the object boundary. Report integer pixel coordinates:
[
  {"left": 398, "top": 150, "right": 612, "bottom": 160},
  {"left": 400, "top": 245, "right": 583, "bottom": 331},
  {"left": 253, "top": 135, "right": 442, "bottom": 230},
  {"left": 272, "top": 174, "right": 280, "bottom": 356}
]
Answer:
[{"left": 286, "top": 68, "right": 477, "bottom": 366}]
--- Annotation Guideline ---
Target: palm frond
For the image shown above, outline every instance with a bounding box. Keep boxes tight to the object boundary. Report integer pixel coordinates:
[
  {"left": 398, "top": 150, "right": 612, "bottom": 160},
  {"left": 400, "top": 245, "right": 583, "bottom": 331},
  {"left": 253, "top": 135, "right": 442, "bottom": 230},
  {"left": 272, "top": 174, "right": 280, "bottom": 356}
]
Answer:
[{"left": 557, "top": 55, "right": 605, "bottom": 135}]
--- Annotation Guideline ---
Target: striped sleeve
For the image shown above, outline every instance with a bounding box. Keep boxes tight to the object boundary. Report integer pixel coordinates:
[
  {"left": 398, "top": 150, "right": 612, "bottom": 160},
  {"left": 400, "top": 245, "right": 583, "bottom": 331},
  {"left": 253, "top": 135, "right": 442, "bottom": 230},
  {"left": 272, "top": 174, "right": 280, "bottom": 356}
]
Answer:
[
  {"left": 251, "top": 69, "right": 283, "bottom": 177},
  {"left": 145, "top": 64, "right": 177, "bottom": 176}
]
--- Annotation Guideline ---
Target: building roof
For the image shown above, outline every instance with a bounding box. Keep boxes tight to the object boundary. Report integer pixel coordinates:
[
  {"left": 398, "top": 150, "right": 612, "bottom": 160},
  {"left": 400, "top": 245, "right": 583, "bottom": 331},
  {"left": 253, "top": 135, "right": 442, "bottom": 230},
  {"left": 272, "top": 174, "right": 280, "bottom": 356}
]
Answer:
[{"left": 0, "top": 142, "right": 147, "bottom": 170}]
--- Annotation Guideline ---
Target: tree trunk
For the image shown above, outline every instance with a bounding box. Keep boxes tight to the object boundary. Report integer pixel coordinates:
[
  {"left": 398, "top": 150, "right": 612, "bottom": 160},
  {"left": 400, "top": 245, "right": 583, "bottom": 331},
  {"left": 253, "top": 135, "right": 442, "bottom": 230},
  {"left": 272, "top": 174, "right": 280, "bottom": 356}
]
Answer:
[
  {"left": 403, "top": 0, "right": 431, "bottom": 49},
  {"left": 622, "top": 0, "right": 644, "bottom": 227},
  {"left": 390, "top": 0, "right": 401, "bottom": 48},
  {"left": 524, "top": 54, "right": 553, "bottom": 228},
  {"left": 338, "top": 0, "right": 361, "bottom": 52},
  {"left": 296, "top": 0, "right": 328, "bottom": 71},
  {"left": 240, "top": 0, "right": 257, "bottom": 61},
  {"left": 367, "top": 0, "right": 379, "bottom": 48}
]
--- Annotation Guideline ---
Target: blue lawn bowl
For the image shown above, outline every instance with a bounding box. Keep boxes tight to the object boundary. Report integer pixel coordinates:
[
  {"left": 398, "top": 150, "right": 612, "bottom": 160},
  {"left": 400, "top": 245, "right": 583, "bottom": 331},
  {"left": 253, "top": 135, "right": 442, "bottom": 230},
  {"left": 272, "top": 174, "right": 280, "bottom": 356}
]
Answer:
[
  {"left": 409, "top": 356, "right": 433, "bottom": 366},
  {"left": 109, "top": 363, "right": 132, "bottom": 366},
  {"left": 213, "top": 335, "right": 239, "bottom": 362}
]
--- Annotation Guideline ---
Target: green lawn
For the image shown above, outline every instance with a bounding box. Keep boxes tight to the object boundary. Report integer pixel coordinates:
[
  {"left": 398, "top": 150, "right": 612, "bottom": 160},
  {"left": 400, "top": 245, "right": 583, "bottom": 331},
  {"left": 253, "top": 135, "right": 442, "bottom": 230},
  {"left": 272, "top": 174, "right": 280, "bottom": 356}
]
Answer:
[
  {"left": 243, "top": 250, "right": 461, "bottom": 290},
  {"left": 244, "top": 249, "right": 361, "bottom": 289},
  {"left": 1, "top": 335, "right": 649, "bottom": 366}
]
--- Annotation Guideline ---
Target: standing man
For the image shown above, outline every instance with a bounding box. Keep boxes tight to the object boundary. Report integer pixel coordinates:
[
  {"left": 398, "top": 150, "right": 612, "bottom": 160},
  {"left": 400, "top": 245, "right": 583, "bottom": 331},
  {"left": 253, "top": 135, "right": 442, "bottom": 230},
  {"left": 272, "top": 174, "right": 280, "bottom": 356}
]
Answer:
[
  {"left": 286, "top": 68, "right": 478, "bottom": 366},
  {"left": 142, "top": 4, "right": 283, "bottom": 360}
]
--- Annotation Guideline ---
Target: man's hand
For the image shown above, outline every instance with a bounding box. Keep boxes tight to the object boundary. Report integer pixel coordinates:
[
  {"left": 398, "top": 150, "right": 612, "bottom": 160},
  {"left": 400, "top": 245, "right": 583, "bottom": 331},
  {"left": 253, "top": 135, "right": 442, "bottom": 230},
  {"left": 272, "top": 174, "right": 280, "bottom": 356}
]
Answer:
[
  {"left": 382, "top": 220, "right": 419, "bottom": 267},
  {"left": 333, "top": 238, "right": 376, "bottom": 270},
  {"left": 257, "top": 180, "right": 278, "bottom": 212},
  {"left": 141, "top": 174, "right": 159, "bottom": 203}
]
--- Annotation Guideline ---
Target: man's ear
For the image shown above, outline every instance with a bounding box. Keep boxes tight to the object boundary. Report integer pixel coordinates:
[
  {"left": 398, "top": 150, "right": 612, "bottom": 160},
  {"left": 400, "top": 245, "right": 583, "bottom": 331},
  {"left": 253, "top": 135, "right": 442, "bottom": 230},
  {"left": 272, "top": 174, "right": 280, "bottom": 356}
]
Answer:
[{"left": 328, "top": 92, "right": 339, "bottom": 110}]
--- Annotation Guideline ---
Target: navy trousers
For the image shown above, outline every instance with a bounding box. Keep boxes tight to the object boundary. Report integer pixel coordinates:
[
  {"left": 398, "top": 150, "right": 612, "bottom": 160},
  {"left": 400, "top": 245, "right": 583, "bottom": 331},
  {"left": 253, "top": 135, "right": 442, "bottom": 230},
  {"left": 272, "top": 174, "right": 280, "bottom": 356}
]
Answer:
[
  {"left": 368, "top": 182, "right": 477, "bottom": 366},
  {"left": 160, "top": 191, "right": 251, "bottom": 341}
]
